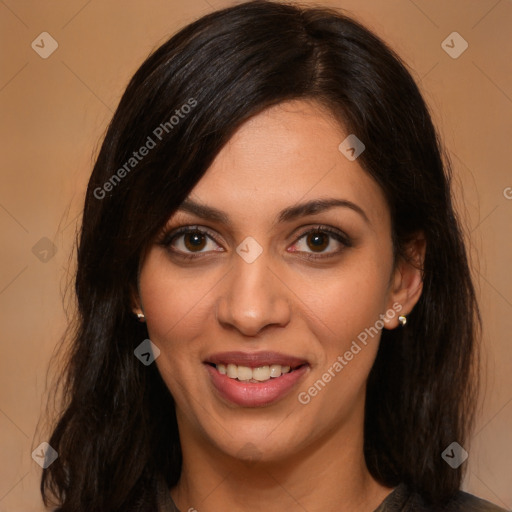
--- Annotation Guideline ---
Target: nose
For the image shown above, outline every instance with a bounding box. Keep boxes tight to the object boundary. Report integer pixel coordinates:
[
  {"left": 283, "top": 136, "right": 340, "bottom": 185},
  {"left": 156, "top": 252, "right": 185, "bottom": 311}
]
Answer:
[{"left": 215, "top": 250, "right": 291, "bottom": 337}]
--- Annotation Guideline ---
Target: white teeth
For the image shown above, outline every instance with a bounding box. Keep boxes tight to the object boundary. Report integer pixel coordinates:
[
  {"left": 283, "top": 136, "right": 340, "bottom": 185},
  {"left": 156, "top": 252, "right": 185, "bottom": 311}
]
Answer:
[
  {"left": 237, "top": 366, "right": 253, "bottom": 381},
  {"left": 252, "top": 366, "right": 270, "bottom": 381},
  {"left": 227, "top": 363, "right": 238, "bottom": 379},
  {"left": 269, "top": 364, "right": 281, "bottom": 378},
  {"left": 216, "top": 363, "right": 293, "bottom": 382}
]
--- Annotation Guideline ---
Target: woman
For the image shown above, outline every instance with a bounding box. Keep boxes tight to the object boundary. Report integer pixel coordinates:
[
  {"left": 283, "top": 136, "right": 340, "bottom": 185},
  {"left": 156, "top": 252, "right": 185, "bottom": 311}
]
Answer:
[{"left": 41, "top": 1, "right": 507, "bottom": 511}]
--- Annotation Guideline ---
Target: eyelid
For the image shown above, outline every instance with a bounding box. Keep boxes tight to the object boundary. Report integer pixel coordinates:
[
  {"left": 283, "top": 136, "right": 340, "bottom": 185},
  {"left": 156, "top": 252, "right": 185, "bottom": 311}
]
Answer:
[
  {"left": 157, "top": 225, "right": 223, "bottom": 248},
  {"left": 292, "top": 224, "right": 352, "bottom": 245},
  {"left": 288, "top": 225, "right": 353, "bottom": 259}
]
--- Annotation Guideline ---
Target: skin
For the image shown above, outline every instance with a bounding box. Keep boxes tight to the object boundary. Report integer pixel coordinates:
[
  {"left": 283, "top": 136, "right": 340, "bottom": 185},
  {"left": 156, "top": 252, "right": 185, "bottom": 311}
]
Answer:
[{"left": 135, "top": 99, "right": 425, "bottom": 512}]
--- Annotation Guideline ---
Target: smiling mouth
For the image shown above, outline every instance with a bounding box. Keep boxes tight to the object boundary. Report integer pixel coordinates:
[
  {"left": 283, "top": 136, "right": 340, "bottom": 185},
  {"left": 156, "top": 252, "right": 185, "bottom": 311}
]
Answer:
[{"left": 206, "top": 362, "right": 308, "bottom": 383}]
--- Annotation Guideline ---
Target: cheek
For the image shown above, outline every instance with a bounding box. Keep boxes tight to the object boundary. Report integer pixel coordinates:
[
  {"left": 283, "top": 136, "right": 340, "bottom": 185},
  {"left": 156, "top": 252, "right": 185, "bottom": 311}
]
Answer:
[
  {"left": 293, "top": 264, "right": 391, "bottom": 421},
  {"left": 298, "top": 261, "right": 391, "bottom": 346},
  {"left": 139, "top": 251, "right": 217, "bottom": 339},
  {"left": 137, "top": 252, "right": 218, "bottom": 387}
]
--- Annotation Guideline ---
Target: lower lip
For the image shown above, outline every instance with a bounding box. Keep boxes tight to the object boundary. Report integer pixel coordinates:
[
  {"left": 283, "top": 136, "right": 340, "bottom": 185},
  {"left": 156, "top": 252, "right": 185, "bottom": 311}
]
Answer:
[{"left": 205, "top": 364, "right": 309, "bottom": 407}]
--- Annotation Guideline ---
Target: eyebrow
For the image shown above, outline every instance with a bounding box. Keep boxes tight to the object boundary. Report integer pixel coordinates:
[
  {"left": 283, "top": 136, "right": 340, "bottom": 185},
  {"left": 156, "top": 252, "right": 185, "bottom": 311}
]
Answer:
[{"left": 175, "top": 197, "right": 370, "bottom": 226}]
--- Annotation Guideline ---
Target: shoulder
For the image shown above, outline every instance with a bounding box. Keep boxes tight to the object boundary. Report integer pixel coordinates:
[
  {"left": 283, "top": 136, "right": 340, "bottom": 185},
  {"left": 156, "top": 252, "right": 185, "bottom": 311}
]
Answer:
[
  {"left": 377, "top": 484, "right": 509, "bottom": 512},
  {"left": 444, "top": 491, "right": 509, "bottom": 512},
  {"left": 409, "top": 489, "right": 509, "bottom": 512}
]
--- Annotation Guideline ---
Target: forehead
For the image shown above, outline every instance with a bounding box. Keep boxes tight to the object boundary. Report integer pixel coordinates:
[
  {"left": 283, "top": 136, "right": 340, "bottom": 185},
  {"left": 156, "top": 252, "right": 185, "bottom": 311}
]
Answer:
[{"left": 180, "top": 99, "right": 390, "bottom": 230}]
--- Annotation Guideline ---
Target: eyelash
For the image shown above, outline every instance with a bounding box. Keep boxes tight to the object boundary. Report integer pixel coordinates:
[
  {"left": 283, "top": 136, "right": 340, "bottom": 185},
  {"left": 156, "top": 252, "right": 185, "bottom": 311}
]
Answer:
[{"left": 157, "top": 224, "right": 353, "bottom": 262}]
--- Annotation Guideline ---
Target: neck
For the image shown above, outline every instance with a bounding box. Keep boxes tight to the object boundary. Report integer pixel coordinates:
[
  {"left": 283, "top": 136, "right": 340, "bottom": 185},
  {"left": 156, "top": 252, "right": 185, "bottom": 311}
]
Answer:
[{"left": 170, "top": 412, "right": 394, "bottom": 512}]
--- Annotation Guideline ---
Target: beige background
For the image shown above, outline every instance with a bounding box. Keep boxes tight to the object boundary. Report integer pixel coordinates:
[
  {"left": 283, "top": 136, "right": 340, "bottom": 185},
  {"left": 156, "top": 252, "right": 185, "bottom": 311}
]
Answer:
[{"left": 0, "top": 0, "right": 511, "bottom": 510}]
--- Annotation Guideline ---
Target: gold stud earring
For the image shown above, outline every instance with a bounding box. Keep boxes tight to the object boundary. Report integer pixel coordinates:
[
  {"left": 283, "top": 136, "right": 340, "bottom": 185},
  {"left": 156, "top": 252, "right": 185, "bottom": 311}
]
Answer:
[{"left": 398, "top": 315, "right": 407, "bottom": 327}]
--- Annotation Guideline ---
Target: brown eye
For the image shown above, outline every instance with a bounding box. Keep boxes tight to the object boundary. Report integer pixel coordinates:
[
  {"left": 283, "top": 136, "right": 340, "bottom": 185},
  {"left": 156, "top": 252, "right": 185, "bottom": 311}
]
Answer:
[
  {"left": 289, "top": 226, "right": 352, "bottom": 260},
  {"left": 306, "top": 232, "right": 329, "bottom": 252},
  {"left": 159, "top": 226, "right": 224, "bottom": 259},
  {"left": 184, "top": 232, "right": 208, "bottom": 252}
]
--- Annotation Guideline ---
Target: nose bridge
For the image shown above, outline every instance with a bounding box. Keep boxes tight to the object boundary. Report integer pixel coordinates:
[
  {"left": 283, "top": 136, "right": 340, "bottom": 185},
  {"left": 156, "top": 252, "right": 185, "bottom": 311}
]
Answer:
[
  {"left": 232, "top": 249, "right": 271, "bottom": 299},
  {"left": 215, "top": 243, "right": 290, "bottom": 335}
]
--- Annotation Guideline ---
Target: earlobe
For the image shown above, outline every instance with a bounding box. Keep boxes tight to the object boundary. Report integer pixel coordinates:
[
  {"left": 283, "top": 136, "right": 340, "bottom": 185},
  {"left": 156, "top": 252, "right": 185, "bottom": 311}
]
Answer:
[
  {"left": 132, "top": 302, "right": 146, "bottom": 322},
  {"left": 130, "top": 286, "right": 146, "bottom": 322},
  {"left": 386, "top": 232, "right": 426, "bottom": 329}
]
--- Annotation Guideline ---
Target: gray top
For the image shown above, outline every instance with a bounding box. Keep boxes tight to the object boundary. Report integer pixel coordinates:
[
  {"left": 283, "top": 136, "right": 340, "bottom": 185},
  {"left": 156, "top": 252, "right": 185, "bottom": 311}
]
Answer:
[
  {"left": 162, "top": 482, "right": 509, "bottom": 512},
  {"left": 373, "top": 483, "right": 508, "bottom": 512}
]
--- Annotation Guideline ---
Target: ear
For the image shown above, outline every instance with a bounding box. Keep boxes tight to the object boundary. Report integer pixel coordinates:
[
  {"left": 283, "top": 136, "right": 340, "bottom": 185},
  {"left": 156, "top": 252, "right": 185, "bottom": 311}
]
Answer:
[{"left": 384, "top": 231, "right": 426, "bottom": 329}]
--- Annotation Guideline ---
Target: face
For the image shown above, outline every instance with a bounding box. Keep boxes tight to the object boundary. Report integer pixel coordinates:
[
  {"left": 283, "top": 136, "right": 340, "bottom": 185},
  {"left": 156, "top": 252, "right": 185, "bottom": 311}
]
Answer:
[{"left": 136, "top": 99, "right": 421, "bottom": 465}]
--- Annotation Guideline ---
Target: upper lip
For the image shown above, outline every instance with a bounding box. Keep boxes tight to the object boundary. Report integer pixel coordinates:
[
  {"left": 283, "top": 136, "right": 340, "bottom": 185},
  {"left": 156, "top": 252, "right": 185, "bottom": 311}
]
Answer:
[{"left": 205, "top": 351, "right": 308, "bottom": 369}]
